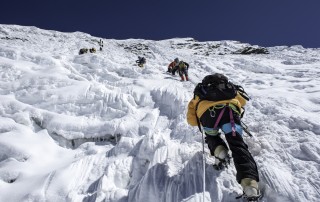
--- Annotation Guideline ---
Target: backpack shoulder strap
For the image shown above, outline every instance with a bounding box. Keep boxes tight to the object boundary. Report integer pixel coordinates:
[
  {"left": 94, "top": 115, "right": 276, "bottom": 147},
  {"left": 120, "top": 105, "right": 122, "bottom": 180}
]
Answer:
[{"left": 195, "top": 99, "right": 204, "bottom": 133}]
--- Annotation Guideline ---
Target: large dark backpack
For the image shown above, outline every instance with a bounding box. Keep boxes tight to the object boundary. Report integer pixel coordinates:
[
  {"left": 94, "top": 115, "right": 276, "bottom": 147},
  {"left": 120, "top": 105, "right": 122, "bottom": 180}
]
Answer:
[
  {"left": 193, "top": 73, "right": 250, "bottom": 133},
  {"left": 193, "top": 73, "right": 248, "bottom": 101}
]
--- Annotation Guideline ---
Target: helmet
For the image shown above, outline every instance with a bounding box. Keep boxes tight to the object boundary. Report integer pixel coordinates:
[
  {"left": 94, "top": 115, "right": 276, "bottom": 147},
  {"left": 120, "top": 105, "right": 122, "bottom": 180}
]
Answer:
[{"left": 174, "top": 58, "right": 179, "bottom": 63}]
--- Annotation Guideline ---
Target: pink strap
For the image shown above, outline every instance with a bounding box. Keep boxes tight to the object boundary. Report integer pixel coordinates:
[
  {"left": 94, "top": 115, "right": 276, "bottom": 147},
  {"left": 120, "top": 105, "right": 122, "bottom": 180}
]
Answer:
[
  {"left": 213, "top": 104, "right": 237, "bottom": 137},
  {"left": 214, "top": 107, "right": 226, "bottom": 128},
  {"left": 229, "top": 108, "right": 236, "bottom": 136}
]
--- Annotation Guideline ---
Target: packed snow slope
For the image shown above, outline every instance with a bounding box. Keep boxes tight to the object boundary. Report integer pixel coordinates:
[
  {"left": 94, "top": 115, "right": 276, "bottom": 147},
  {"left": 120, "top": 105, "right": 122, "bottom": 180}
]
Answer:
[{"left": 0, "top": 25, "right": 319, "bottom": 202}]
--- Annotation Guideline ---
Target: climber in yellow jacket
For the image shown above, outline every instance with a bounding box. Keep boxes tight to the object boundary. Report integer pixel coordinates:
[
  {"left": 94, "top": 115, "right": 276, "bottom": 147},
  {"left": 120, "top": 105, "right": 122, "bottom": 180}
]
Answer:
[{"left": 187, "top": 73, "right": 260, "bottom": 201}]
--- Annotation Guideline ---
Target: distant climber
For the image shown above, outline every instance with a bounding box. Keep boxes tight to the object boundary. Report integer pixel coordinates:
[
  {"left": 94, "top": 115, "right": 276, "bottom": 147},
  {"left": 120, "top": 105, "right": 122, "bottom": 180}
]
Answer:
[
  {"left": 99, "top": 39, "right": 104, "bottom": 51},
  {"left": 136, "top": 56, "right": 146, "bottom": 67},
  {"left": 79, "top": 48, "right": 88, "bottom": 55},
  {"left": 187, "top": 73, "right": 261, "bottom": 201},
  {"left": 178, "top": 60, "right": 189, "bottom": 81},
  {"left": 167, "top": 58, "right": 180, "bottom": 75},
  {"left": 89, "top": 48, "right": 96, "bottom": 53}
]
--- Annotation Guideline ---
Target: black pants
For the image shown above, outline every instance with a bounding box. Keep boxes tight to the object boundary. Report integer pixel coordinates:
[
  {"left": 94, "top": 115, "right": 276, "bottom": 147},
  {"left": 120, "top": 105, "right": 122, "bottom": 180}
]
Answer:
[{"left": 200, "top": 107, "right": 259, "bottom": 183}]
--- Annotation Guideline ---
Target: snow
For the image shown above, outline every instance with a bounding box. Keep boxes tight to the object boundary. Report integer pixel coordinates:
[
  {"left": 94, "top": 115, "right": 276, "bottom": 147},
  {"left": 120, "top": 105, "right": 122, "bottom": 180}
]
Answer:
[{"left": 0, "top": 24, "right": 319, "bottom": 202}]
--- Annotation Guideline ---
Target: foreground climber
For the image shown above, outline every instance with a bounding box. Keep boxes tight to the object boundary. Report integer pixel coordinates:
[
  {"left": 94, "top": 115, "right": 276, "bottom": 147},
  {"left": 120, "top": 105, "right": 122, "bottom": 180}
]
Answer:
[{"left": 187, "top": 73, "right": 261, "bottom": 201}]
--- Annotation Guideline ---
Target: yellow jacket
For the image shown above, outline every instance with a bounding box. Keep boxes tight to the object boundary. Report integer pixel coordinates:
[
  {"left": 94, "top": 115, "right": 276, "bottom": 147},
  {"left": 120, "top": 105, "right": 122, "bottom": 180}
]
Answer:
[{"left": 187, "top": 93, "right": 247, "bottom": 126}]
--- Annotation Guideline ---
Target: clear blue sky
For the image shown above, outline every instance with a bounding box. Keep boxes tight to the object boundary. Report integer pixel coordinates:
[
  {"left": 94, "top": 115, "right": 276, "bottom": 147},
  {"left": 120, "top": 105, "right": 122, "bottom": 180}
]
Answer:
[{"left": 2, "top": 0, "right": 320, "bottom": 48}]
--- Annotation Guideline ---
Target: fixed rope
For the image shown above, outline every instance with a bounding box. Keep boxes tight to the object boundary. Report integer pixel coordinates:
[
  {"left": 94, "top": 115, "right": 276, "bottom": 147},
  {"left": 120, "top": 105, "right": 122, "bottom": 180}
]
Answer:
[{"left": 201, "top": 127, "right": 206, "bottom": 202}]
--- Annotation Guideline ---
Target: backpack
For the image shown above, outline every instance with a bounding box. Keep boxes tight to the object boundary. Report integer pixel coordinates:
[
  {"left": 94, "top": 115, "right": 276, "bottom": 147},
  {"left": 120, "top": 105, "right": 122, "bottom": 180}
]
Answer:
[
  {"left": 194, "top": 73, "right": 246, "bottom": 101},
  {"left": 193, "top": 73, "right": 250, "bottom": 133},
  {"left": 179, "top": 61, "right": 187, "bottom": 69}
]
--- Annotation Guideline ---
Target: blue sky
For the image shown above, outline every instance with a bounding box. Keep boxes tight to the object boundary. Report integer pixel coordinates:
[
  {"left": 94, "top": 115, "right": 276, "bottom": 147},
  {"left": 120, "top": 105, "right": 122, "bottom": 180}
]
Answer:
[{"left": 2, "top": 0, "right": 320, "bottom": 47}]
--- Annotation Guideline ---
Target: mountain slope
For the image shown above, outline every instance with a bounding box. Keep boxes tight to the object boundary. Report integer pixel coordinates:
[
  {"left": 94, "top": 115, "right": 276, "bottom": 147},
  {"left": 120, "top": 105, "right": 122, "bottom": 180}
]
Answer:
[{"left": 0, "top": 24, "right": 319, "bottom": 202}]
